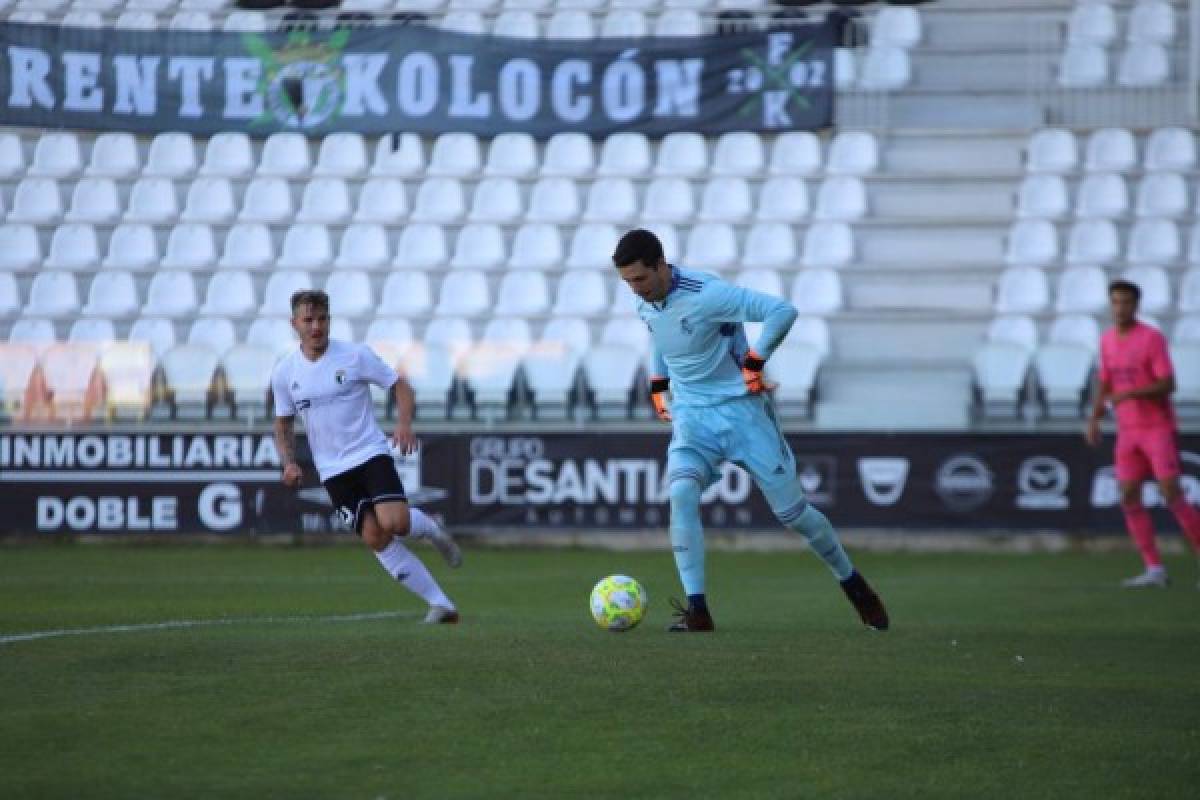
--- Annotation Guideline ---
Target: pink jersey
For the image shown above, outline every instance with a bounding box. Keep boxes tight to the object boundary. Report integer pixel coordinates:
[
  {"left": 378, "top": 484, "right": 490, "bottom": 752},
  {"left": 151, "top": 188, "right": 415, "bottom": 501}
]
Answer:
[{"left": 1099, "top": 321, "right": 1176, "bottom": 430}]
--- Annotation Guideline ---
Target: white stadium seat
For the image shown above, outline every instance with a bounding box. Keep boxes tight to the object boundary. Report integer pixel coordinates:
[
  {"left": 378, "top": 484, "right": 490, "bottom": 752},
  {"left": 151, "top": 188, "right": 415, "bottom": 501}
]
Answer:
[
  {"left": 423, "top": 318, "right": 474, "bottom": 365},
  {"left": 527, "top": 177, "right": 582, "bottom": 224},
  {"left": 1144, "top": 127, "right": 1196, "bottom": 172},
  {"left": 1118, "top": 43, "right": 1169, "bottom": 87},
  {"left": 297, "top": 178, "right": 352, "bottom": 224},
  {"left": 542, "top": 317, "right": 592, "bottom": 355},
  {"left": 9, "top": 318, "right": 58, "bottom": 349},
  {"left": 494, "top": 271, "right": 550, "bottom": 316},
  {"left": 0, "top": 133, "right": 26, "bottom": 179},
  {"left": 508, "top": 223, "right": 563, "bottom": 271},
  {"left": 801, "top": 222, "right": 854, "bottom": 269},
  {"left": 654, "top": 10, "right": 703, "bottom": 37},
  {"left": 974, "top": 341, "right": 1032, "bottom": 417},
  {"left": 278, "top": 224, "right": 333, "bottom": 270},
  {"left": 104, "top": 224, "right": 158, "bottom": 271},
  {"left": 187, "top": 317, "right": 237, "bottom": 355},
  {"left": 258, "top": 132, "right": 310, "bottom": 178},
  {"left": 8, "top": 178, "right": 62, "bottom": 223},
  {"left": 744, "top": 223, "right": 797, "bottom": 269},
  {"left": 814, "top": 177, "right": 866, "bottom": 221},
  {"left": 371, "top": 133, "right": 424, "bottom": 178},
  {"left": 428, "top": 132, "right": 482, "bottom": 178},
  {"left": 181, "top": 177, "right": 237, "bottom": 223},
  {"left": 87, "top": 133, "right": 140, "bottom": 178},
  {"left": 260, "top": 271, "right": 313, "bottom": 316},
  {"left": 484, "top": 133, "right": 538, "bottom": 177},
  {"left": 29, "top": 132, "right": 83, "bottom": 178},
  {"left": 451, "top": 223, "right": 507, "bottom": 271},
  {"left": 1127, "top": 218, "right": 1181, "bottom": 264},
  {"left": 128, "top": 318, "right": 176, "bottom": 358},
  {"left": 735, "top": 269, "right": 784, "bottom": 298},
  {"left": 1122, "top": 266, "right": 1172, "bottom": 314},
  {"left": 245, "top": 318, "right": 299, "bottom": 358},
  {"left": 711, "top": 132, "right": 765, "bottom": 177},
  {"left": 161, "top": 223, "right": 217, "bottom": 270},
  {"left": 1128, "top": 1, "right": 1175, "bottom": 45},
  {"left": 768, "top": 132, "right": 821, "bottom": 177},
  {"left": 1084, "top": 128, "right": 1137, "bottom": 173},
  {"left": 0, "top": 224, "right": 41, "bottom": 272},
  {"left": 545, "top": 10, "right": 596, "bottom": 39},
  {"left": 200, "top": 132, "right": 255, "bottom": 178},
  {"left": 379, "top": 272, "right": 433, "bottom": 317},
  {"left": 145, "top": 132, "right": 197, "bottom": 178},
  {"left": 412, "top": 177, "right": 466, "bottom": 223},
  {"left": 994, "top": 267, "right": 1049, "bottom": 314},
  {"left": 1135, "top": 173, "right": 1190, "bottom": 218},
  {"left": 336, "top": 224, "right": 391, "bottom": 271},
  {"left": 493, "top": 10, "right": 540, "bottom": 39},
  {"left": 566, "top": 223, "right": 619, "bottom": 270},
  {"left": 218, "top": 223, "right": 274, "bottom": 271},
  {"left": 583, "top": 178, "right": 638, "bottom": 224},
  {"left": 324, "top": 271, "right": 375, "bottom": 319},
  {"left": 314, "top": 132, "right": 368, "bottom": 178},
  {"left": 125, "top": 177, "right": 179, "bottom": 223},
  {"left": 45, "top": 224, "right": 100, "bottom": 271},
  {"left": 583, "top": 344, "right": 641, "bottom": 418},
  {"left": 791, "top": 269, "right": 843, "bottom": 314},
  {"left": 160, "top": 343, "right": 219, "bottom": 415},
  {"left": 541, "top": 133, "right": 594, "bottom": 177},
  {"left": 1065, "top": 219, "right": 1119, "bottom": 266},
  {"left": 25, "top": 272, "right": 80, "bottom": 318},
  {"left": 201, "top": 270, "right": 257, "bottom": 317},
  {"left": 1026, "top": 129, "right": 1078, "bottom": 174},
  {"left": 469, "top": 177, "right": 523, "bottom": 223},
  {"left": 436, "top": 271, "right": 491, "bottom": 317},
  {"left": 655, "top": 132, "right": 707, "bottom": 178},
  {"left": 353, "top": 177, "right": 408, "bottom": 224},
  {"left": 239, "top": 177, "right": 293, "bottom": 223},
  {"left": 873, "top": 5, "right": 922, "bottom": 48},
  {"left": 1059, "top": 44, "right": 1108, "bottom": 88},
  {"left": 1055, "top": 266, "right": 1108, "bottom": 314},
  {"left": 597, "top": 133, "right": 652, "bottom": 178},
  {"left": 684, "top": 223, "right": 739, "bottom": 271},
  {"left": 757, "top": 176, "right": 810, "bottom": 222},
  {"left": 82, "top": 271, "right": 139, "bottom": 319},
  {"left": 553, "top": 271, "right": 608, "bottom": 316},
  {"left": 222, "top": 344, "right": 278, "bottom": 415},
  {"left": 642, "top": 177, "right": 695, "bottom": 224},
  {"left": 143, "top": 272, "right": 198, "bottom": 318},
  {"left": 858, "top": 47, "right": 911, "bottom": 90},
  {"left": 1067, "top": 3, "right": 1116, "bottom": 46},
  {"left": 1005, "top": 219, "right": 1058, "bottom": 267},
  {"left": 1076, "top": 174, "right": 1128, "bottom": 219},
  {"left": 65, "top": 177, "right": 121, "bottom": 223},
  {"left": 987, "top": 315, "right": 1039, "bottom": 352},
  {"left": 0, "top": 274, "right": 20, "bottom": 316},
  {"left": 698, "top": 177, "right": 753, "bottom": 223},
  {"left": 1016, "top": 175, "right": 1069, "bottom": 219},
  {"left": 395, "top": 223, "right": 449, "bottom": 271},
  {"left": 826, "top": 131, "right": 879, "bottom": 175}
]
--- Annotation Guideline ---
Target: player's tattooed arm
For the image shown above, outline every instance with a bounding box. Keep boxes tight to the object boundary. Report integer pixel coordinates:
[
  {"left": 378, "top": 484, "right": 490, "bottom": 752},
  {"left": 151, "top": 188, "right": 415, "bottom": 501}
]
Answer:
[{"left": 274, "top": 415, "right": 302, "bottom": 487}]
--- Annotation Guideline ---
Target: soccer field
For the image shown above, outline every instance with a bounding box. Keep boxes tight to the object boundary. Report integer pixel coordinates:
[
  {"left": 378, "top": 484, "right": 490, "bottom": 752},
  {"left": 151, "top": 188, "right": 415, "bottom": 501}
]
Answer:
[{"left": 1, "top": 545, "right": 1198, "bottom": 799}]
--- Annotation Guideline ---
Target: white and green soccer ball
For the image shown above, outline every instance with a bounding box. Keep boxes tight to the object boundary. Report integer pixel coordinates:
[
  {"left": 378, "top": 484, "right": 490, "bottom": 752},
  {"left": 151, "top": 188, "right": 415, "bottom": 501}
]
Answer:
[{"left": 589, "top": 574, "right": 649, "bottom": 632}]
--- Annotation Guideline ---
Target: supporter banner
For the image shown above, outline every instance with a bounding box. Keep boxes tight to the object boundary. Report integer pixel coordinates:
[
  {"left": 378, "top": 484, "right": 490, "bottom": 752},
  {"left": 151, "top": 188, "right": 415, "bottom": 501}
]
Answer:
[
  {"left": 0, "top": 20, "right": 835, "bottom": 136},
  {"left": 2, "top": 430, "right": 1198, "bottom": 535}
]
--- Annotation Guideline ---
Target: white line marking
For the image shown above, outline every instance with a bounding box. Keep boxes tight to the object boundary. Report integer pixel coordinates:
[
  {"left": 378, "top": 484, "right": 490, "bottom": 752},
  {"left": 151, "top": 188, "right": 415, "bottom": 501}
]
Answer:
[
  {"left": 0, "top": 470, "right": 280, "bottom": 482},
  {"left": 0, "top": 611, "right": 407, "bottom": 646}
]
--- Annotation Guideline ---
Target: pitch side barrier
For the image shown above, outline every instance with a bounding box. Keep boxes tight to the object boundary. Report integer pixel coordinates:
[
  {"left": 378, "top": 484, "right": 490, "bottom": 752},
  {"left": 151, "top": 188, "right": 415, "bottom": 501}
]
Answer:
[{"left": 0, "top": 429, "right": 1197, "bottom": 536}]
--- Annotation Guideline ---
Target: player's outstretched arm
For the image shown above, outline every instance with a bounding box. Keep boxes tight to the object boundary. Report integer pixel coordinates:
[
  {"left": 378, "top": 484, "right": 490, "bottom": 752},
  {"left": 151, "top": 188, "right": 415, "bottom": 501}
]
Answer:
[
  {"left": 391, "top": 376, "right": 419, "bottom": 454},
  {"left": 274, "top": 415, "right": 302, "bottom": 486}
]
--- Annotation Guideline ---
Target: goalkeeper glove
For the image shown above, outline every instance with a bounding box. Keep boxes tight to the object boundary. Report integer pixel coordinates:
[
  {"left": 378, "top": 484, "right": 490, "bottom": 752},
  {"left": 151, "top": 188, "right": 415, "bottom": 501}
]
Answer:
[
  {"left": 741, "top": 350, "right": 770, "bottom": 395},
  {"left": 649, "top": 376, "right": 672, "bottom": 422}
]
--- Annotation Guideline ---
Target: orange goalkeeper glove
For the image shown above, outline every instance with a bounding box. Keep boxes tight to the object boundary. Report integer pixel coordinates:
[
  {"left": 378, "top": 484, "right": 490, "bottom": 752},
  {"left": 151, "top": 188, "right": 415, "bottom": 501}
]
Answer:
[
  {"left": 741, "top": 350, "right": 773, "bottom": 395},
  {"left": 649, "top": 376, "right": 672, "bottom": 422}
]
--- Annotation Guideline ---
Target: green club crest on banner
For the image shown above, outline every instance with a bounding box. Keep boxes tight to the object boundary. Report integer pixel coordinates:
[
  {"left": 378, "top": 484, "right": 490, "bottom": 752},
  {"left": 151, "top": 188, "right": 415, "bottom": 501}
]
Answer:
[{"left": 242, "top": 29, "right": 350, "bottom": 129}]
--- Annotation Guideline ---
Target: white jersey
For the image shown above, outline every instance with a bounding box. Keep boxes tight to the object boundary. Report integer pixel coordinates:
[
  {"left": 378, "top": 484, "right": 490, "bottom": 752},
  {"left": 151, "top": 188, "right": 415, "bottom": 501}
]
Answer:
[{"left": 271, "top": 339, "right": 398, "bottom": 482}]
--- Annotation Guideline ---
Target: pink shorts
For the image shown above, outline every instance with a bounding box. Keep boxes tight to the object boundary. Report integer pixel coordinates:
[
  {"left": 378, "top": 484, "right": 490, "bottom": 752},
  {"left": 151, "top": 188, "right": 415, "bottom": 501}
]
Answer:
[{"left": 1114, "top": 427, "right": 1182, "bottom": 483}]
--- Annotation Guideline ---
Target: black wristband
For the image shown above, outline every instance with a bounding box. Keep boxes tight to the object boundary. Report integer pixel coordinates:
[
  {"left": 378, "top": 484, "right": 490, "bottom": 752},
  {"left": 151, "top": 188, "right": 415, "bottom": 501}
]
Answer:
[
  {"left": 742, "top": 354, "right": 765, "bottom": 372},
  {"left": 650, "top": 377, "right": 670, "bottom": 394}
]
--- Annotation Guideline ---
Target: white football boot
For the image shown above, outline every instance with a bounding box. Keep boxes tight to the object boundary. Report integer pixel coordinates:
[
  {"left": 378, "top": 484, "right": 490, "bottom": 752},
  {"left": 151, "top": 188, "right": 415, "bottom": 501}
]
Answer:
[
  {"left": 1121, "top": 568, "right": 1168, "bottom": 589},
  {"left": 427, "top": 523, "right": 463, "bottom": 569},
  {"left": 422, "top": 605, "right": 460, "bottom": 625}
]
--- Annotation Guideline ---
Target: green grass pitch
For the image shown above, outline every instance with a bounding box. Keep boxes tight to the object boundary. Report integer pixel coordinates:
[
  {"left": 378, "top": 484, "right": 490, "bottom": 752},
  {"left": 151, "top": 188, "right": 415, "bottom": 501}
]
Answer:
[{"left": 1, "top": 544, "right": 1198, "bottom": 799}]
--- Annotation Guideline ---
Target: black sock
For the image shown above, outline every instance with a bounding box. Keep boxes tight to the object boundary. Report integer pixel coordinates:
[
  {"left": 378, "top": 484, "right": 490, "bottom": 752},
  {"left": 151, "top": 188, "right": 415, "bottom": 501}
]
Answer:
[
  {"left": 840, "top": 569, "right": 862, "bottom": 587},
  {"left": 687, "top": 593, "right": 709, "bottom": 614}
]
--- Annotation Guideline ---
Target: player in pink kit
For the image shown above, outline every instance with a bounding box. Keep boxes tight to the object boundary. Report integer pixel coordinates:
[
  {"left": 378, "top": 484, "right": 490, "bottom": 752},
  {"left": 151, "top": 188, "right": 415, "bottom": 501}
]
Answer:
[{"left": 1086, "top": 280, "right": 1200, "bottom": 588}]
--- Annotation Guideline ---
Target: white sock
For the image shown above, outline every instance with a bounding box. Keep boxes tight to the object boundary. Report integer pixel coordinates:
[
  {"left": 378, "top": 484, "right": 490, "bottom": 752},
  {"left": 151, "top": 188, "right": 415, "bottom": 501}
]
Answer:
[
  {"left": 374, "top": 538, "right": 454, "bottom": 609},
  {"left": 407, "top": 507, "right": 439, "bottom": 540}
]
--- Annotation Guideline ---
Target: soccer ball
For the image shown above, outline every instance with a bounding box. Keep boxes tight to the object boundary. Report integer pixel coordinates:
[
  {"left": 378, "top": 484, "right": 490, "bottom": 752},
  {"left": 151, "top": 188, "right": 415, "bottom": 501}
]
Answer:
[{"left": 589, "top": 574, "right": 649, "bottom": 632}]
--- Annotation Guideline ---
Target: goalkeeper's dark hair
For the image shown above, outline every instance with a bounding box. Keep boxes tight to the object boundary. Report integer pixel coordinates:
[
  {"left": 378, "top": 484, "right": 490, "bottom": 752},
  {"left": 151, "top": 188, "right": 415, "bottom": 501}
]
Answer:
[
  {"left": 1108, "top": 279, "right": 1142, "bottom": 303},
  {"left": 612, "top": 228, "right": 664, "bottom": 269},
  {"left": 290, "top": 289, "right": 330, "bottom": 316}
]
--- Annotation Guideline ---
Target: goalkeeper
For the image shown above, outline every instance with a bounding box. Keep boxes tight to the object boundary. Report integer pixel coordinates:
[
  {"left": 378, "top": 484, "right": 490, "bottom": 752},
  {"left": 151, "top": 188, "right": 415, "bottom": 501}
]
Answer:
[{"left": 612, "top": 229, "right": 889, "bottom": 633}]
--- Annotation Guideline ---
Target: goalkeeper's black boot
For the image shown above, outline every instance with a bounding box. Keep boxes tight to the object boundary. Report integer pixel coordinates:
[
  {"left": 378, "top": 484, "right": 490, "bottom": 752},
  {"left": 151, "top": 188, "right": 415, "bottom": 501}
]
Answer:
[
  {"left": 667, "top": 597, "right": 715, "bottom": 632},
  {"left": 840, "top": 570, "right": 889, "bottom": 631}
]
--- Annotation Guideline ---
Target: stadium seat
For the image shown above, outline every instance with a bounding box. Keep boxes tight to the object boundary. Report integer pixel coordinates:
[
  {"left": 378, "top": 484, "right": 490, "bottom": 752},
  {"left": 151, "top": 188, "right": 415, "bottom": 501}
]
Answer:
[
  {"left": 598, "top": 316, "right": 648, "bottom": 357},
  {"left": 782, "top": 315, "right": 831, "bottom": 358},
  {"left": 65, "top": 177, "right": 121, "bottom": 223},
  {"left": 365, "top": 318, "right": 415, "bottom": 364},
  {"left": 128, "top": 318, "right": 177, "bottom": 358},
  {"left": 1050, "top": 314, "right": 1101, "bottom": 352},
  {"left": 200, "top": 132, "right": 255, "bottom": 178},
  {"left": 260, "top": 271, "right": 313, "bottom": 316},
  {"left": 278, "top": 224, "right": 333, "bottom": 270},
  {"left": 371, "top": 133, "right": 424, "bottom": 178},
  {"left": 684, "top": 223, "right": 738, "bottom": 271},
  {"left": 1084, "top": 128, "right": 1137, "bottom": 173},
  {"left": 858, "top": 47, "right": 911, "bottom": 90},
  {"left": 744, "top": 223, "right": 797, "bottom": 269},
  {"left": 68, "top": 318, "right": 117, "bottom": 347},
  {"left": 987, "top": 315, "right": 1039, "bottom": 352},
  {"left": 0, "top": 273, "right": 19, "bottom": 317},
  {"left": 545, "top": 10, "right": 596, "bottom": 39},
  {"left": 1067, "top": 2, "right": 1116, "bottom": 46},
  {"left": 0, "top": 224, "right": 41, "bottom": 272},
  {"left": 526, "top": 177, "right": 582, "bottom": 224},
  {"left": 187, "top": 317, "right": 237, "bottom": 355},
  {"left": 598, "top": 133, "right": 652, "bottom": 178},
  {"left": 1058, "top": 44, "right": 1108, "bottom": 88},
  {"left": 469, "top": 177, "right": 523, "bottom": 223},
  {"left": 103, "top": 224, "right": 158, "bottom": 271},
  {"left": 0, "top": 133, "right": 25, "bottom": 179},
  {"left": 168, "top": 11, "right": 214, "bottom": 31},
  {"left": 826, "top": 131, "right": 879, "bottom": 175},
  {"left": 436, "top": 271, "right": 491, "bottom": 317},
  {"left": 768, "top": 132, "right": 822, "bottom": 177},
  {"left": 1144, "top": 127, "right": 1196, "bottom": 172},
  {"left": 566, "top": 223, "right": 619, "bottom": 270},
  {"left": 159, "top": 343, "right": 219, "bottom": 418},
  {"left": 711, "top": 132, "right": 765, "bottom": 177},
  {"left": 1118, "top": 43, "right": 1169, "bottom": 87},
  {"left": 508, "top": 223, "right": 563, "bottom": 271},
  {"left": 450, "top": 223, "right": 507, "bottom": 271},
  {"left": 45, "top": 224, "right": 100, "bottom": 271},
  {"left": 258, "top": 132, "right": 311, "bottom": 178},
  {"left": 698, "top": 177, "right": 753, "bottom": 223},
  {"left": 125, "top": 177, "right": 179, "bottom": 223},
  {"left": 1034, "top": 340, "right": 1094, "bottom": 418},
  {"left": 428, "top": 132, "right": 482, "bottom": 178},
  {"left": 181, "top": 177, "right": 236, "bottom": 223},
  {"left": 495, "top": 271, "right": 550, "bottom": 316},
  {"left": 1026, "top": 129, "right": 1078, "bottom": 174},
  {"left": 221, "top": 344, "right": 277, "bottom": 419},
  {"left": 162, "top": 224, "right": 217, "bottom": 270},
  {"left": 239, "top": 177, "right": 294, "bottom": 223},
  {"left": 484, "top": 133, "right": 538, "bottom": 177},
  {"left": 1054, "top": 266, "right": 1108, "bottom": 314},
  {"left": 143, "top": 272, "right": 198, "bottom": 318},
  {"left": 654, "top": 9, "right": 703, "bottom": 37},
  {"left": 1128, "top": 0, "right": 1175, "bottom": 44},
  {"left": 86, "top": 133, "right": 140, "bottom": 178},
  {"left": 412, "top": 177, "right": 466, "bottom": 223},
  {"left": 1176, "top": 315, "right": 1200, "bottom": 343},
  {"left": 1127, "top": 218, "right": 1181, "bottom": 264},
  {"left": 766, "top": 345, "right": 823, "bottom": 419},
  {"left": 642, "top": 177, "right": 695, "bottom": 224},
  {"left": 756, "top": 176, "right": 810, "bottom": 222},
  {"left": 872, "top": 5, "right": 922, "bottom": 47},
  {"left": 735, "top": 268, "right": 785, "bottom": 298},
  {"left": 791, "top": 269, "right": 843, "bottom": 314},
  {"left": 25, "top": 272, "right": 80, "bottom": 318},
  {"left": 655, "top": 132, "right": 707, "bottom": 177},
  {"left": 1135, "top": 173, "right": 1190, "bottom": 218},
  {"left": 335, "top": 224, "right": 391, "bottom": 271},
  {"left": 324, "top": 271, "right": 375, "bottom": 319},
  {"left": 583, "top": 178, "right": 638, "bottom": 223},
  {"left": 492, "top": 10, "right": 540, "bottom": 38},
  {"left": 297, "top": 178, "right": 352, "bottom": 224},
  {"left": 144, "top": 132, "right": 197, "bottom": 178},
  {"left": 423, "top": 317, "right": 474, "bottom": 366},
  {"left": 201, "top": 270, "right": 257, "bottom": 317},
  {"left": 994, "top": 267, "right": 1049, "bottom": 314},
  {"left": 9, "top": 318, "right": 58, "bottom": 351},
  {"left": 82, "top": 271, "right": 139, "bottom": 318},
  {"left": 1005, "top": 219, "right": 1058, "bottom": 267},
  {"left": 814, "top": 177, "right": 866, "bottom": 221},
  {"left": 1016, "top": 175, "right": 1069, "bottom": 219},
  {"left": 583, "top": 344, "right": 641, "bottom": 419},
  {"left": 395, "top": 223, "right": 449, "bottom": 271},
  {"left": 215, "top": 223, "right": 273, "bottom": 271},
  {"left": 542, "top": 317, "right": 592, "bottom": 356},
  {"left": 403, "top": 343, "right": 457, "bottom": 419},
  {"left": 1076, "top": 174, "right": 1128, "bottom": 219},
  {"left": 1065, "top": 219, "right": 1120, "bottom": 265},
  {"left": 523, "top": 343, "right": 581, "bottom": 420},
  {"left": 314, "top": 132, "right": 369, "bottom": 178},
  {"left": 801, "top": 222, "right": 854, "bottom": 269},
  {"left": 541, "top": 133, "right": 594, "bottom": 177},
  {"left": 973, "top": 341, "right": 1032, "bottom": 418},
  {"left": 8, "top": 178, "right": 62, "bottom": 223},
  {"left": 1122, "top": 266, "right": 1171, "bottom": 314},
  {"left": 352, "top": 177, "right": 408, "bottom": 224},
  {"left": 480, "top": 317, "right": 533, "bottom": 355},
  {"left": 552, "top": 271, "right": 608, "bottom": 316},
  {"left": 29, "top": 132, "right": 83, "bottom": 178},
  {"left": 1178, "top": 270, "right": 1200, "bottom": 313},
  {"left": 245, "top": 318, "right": 299, "bottom": 358}
]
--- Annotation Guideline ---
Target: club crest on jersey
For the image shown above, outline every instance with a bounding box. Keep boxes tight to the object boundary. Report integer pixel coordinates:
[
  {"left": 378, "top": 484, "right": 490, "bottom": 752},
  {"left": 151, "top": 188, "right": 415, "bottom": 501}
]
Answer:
[
  {"left": 680, "top": 316, "right": 694, "bottom": 335},
  {"left": 335, "top": 369, "right": 347, "bottom": 385}
]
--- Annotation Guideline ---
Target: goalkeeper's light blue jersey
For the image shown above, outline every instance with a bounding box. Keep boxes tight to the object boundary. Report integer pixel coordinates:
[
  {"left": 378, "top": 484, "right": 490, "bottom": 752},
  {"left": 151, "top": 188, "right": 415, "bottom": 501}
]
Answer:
[{"left": 634, "top": 266, "right": 799, "bottom": 408}]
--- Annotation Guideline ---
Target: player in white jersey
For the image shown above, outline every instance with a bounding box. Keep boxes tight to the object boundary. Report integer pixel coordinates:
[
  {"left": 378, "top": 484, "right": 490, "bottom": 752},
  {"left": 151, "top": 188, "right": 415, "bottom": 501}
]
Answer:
[{"left": 271, "top": 290, "right": 463, "bottom": 624}]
